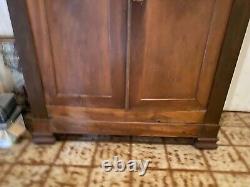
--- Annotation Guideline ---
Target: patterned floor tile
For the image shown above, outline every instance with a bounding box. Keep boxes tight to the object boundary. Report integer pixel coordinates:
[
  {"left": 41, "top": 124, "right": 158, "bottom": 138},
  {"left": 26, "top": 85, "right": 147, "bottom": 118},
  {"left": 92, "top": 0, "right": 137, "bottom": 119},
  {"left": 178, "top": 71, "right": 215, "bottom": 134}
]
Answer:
[
  {"left": 0, "top": 164, "right": 49, "bottom": 187},
  {"left": 132, "top": 142, "right": 169, "bottom": 169},
  {"left": 235, "top": 147, "right": 250, "bottom": 168},
  {"left": 44, "top": 166, "right": 89, "bottom": 187},
  {"left": 222, "top": 127, "right": 250, "bottom": 145},
  {"left": 214, "top": 173, "right": 250, "bottom": 187},
  {"left": 18, "top": 142, "right": 62, "bottom": 164},
  {"left": 217, "top": 130, "right": 230, "bottom": 145},
  {"left": 203, "top": 146, "right": 248, "bottom": 172},
  {"left": 167, "top": 145, "right": 207, "bottom": 170},
  {"left": 237, "top": 112, "right": 250, "bottom": 126},
  {"left": 89, "top": 167, "right": 130, "bottom": 187},
  {"left": 172, "top": 171, "right": 215, "bottom": 187},
  {"left": 94, "top": 142, "right": 130, "bottom": 166},
  {"left": 132, "top": 170, "right": 172, "bottom": 186},
  {"left": 56, "top": 141, "right": 96, "bottom": 166},
  {"left": 219, "top": 112, "right": 246, "bottom": 127},
  {"left": 0, "top": 139, "right": 29, "bottom": 163},
  {"left": 0, "top": 163, "right": 10, "bottom": 180}
]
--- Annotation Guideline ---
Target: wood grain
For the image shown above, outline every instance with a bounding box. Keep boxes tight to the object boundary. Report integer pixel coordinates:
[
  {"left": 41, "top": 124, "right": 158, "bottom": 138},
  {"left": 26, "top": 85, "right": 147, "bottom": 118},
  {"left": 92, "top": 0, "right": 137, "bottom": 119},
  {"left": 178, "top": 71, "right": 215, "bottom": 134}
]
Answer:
[
  {"left": 8, "top": 0, "right": 249, "bottom": 148},
  {"left": 7, "top": 0, "right": 48, "bottom": 118},
  {"left": 47, "top": 105, "right": 205, "bottom": 123},
  {"left": 205, "top": 0, "right": 250, "bottom": 123},
  {"left": 26, "top": 0, "right": 127, "bottom": 108},
  {"left": 130, "top": 0, "right": 233, "bottom": 111}
]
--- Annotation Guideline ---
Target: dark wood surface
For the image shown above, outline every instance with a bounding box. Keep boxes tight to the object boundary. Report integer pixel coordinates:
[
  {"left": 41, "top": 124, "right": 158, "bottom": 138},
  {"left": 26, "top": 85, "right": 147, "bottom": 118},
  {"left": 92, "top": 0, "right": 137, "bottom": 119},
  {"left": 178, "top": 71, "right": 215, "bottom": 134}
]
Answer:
[
  {"left": 26, "top": 0, "right": 127, "bottom": 108},
  {"left": 196, "top": 0, "right": 250, "bottom": 149},
  {"left": 7, "top": 0, "right": 48, "bottom": 118},
  {"left": 7, "top": 0, "right": 250, "bottom": 148},
  {"left": 205, "top": 0, "right": 250, "bottom": 124},
  {"left": 47, "top": 105, "right": 205, "bottom": 123},
  {"left": 130, "top": 0, "right": 233, "bottom": 111},
  {"left": 50, "top": 116, "right": 201, "bottom": 138}
]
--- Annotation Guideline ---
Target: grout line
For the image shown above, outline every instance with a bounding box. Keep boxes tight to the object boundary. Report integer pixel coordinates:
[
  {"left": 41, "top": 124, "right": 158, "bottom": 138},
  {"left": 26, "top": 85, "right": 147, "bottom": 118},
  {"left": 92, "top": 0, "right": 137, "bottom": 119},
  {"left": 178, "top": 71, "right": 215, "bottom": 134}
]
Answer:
[
  {"left": 221, "top": 125, "right": 250, "bottom": 147},
  {"left": 163, "top": 139, "right": 176, "bottom": 187},
  {"left": 0, "top": 139, "right": 30, "bottom": 186},
  {"left": 2, "top": 131, "right": 250, "bottom": 186},
  {"left": 233, "top": 146, "right": 250, "bottom": 172},
  {"left": 220, "top": 112, "right": 247, "bottom": 127},
  {"left": 146, "top": 168, "right": 250, "bottom": 174},
  {"left": 85, "top": 140, "right": 99, "bottom": 187},
  {"left": 219, "top": 128, "right": 232, "bottom": 146},
  {"left": 216, "top": 128, "right": 250, "bottom": 147},
  {"left": 200, "top": 150, "right": 218, "bottom": 187},
  {"left": 221, "top": 127, "right": 250, "bottom": 173},
  {"left": 1, "top": 160, "right": 250, "bottom": 174},
  {"left": 236, "top": 113, "right": 250, "bottom": 128},
  {"left": 129, "top": 136, "right": 133, "bottom": 187},
  {"left": 6, "top": 162, "right": 95, "bottom": 168},
  {"left": 41, "top": 141, "right": 65, "bottom": 187}
]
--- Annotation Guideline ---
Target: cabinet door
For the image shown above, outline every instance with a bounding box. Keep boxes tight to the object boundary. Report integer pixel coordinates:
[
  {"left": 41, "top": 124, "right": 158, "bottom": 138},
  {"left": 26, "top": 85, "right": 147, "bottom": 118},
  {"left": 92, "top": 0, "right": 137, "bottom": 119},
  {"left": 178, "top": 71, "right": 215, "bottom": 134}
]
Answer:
[
  {"left": 130, "top": 0, "right": 233, "bottom": 111},
  {"left": 26, "top": 0, "right": 127, "bottom": 108}
]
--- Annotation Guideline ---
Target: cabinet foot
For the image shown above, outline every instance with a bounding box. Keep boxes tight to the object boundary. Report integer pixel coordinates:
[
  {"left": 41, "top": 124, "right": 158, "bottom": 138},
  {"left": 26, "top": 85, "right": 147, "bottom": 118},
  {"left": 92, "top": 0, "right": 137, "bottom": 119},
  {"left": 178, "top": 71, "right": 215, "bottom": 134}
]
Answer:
[
  {"left": 30, "top": 118, "right": 56, "bottom": 144},
  {"left": 194, "top": 138, "right": 218, "bottom": 149}
]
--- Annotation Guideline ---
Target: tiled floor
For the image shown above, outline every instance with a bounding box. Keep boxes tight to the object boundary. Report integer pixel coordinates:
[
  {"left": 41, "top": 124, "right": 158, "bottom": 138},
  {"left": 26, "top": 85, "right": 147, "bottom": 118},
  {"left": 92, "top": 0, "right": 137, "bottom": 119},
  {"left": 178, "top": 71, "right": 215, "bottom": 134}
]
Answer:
[{"left": 1, "top": 112, "right": 250, "bottom": 187}]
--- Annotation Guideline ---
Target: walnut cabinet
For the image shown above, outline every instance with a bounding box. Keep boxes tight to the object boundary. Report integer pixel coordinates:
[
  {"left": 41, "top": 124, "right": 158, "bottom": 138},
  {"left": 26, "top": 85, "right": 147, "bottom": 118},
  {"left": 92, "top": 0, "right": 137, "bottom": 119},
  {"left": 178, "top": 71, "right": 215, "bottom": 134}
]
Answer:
[{"left": 7, "top": 0, "right": 250, "bottom": 148}]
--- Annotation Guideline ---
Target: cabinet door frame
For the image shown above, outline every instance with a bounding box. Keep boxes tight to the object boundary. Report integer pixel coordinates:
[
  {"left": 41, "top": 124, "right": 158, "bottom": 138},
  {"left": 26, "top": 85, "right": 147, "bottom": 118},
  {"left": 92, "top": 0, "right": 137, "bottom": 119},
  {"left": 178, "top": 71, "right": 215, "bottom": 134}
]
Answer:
[
  {"left": 7, "top": 0, "right": 250, "bottom": 124},
  {"left": 25, "top": 0, "right": 127, "bottom": 108}
]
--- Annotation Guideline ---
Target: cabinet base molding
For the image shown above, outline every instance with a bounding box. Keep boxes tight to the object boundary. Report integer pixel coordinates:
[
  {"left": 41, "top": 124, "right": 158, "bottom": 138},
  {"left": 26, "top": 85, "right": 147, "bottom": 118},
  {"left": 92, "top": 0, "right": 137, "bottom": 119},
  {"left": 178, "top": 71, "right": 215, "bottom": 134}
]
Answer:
[
  {"left": 31, "top": 118, "right": 56, "bottom": 144},
  {"left": 194, "top": 138, "right": 218, "bottom": 149},
  {"left": 30, "top": 116, "right": 218, "bottom": 149}
]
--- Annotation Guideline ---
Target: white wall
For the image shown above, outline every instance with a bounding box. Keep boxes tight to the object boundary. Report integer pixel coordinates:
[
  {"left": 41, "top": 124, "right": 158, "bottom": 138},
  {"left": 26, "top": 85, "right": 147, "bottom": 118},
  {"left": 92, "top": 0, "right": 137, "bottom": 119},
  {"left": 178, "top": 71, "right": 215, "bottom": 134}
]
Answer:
[
  {"left": 0, "top": 0, "right": 250, "bottom": 111},
  {"left": 224, "top": 21, "right": 250, "bottom": 112},
  {"left": 0, "top": 0, "right": 13, "bottom": 37},
  {"left": 0, "top": 0, "right": 14, "bottom": 93}
]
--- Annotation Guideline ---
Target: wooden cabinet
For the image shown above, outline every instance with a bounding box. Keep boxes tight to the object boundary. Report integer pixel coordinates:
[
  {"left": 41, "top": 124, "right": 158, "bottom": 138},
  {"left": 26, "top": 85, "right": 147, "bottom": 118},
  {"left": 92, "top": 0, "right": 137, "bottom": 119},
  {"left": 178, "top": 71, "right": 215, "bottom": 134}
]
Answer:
[{"left": 7, "top": 0, "right": 250, "bottom": 148}]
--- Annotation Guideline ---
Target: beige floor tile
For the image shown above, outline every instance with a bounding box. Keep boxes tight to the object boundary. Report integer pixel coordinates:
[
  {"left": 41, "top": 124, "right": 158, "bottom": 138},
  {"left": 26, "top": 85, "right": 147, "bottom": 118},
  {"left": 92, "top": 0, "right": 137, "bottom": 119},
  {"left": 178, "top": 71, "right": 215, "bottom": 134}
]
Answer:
[
  {"left": 1, "top": 164, "right": 49, "bottom": 187},
  {"left": 203, "top": 146, "right": 248, "bottom": 172},
  {"left": 237, "top": 112, "right": 250, "bottom": 126},
  {"left": 132, "top": 143, "right": 169, "bottom": 169},
  {"left": 214, "top": 173, "right": 250, "bottom": 187},
  {"left": 0, "top": 139, "right": 29, "bottom": 163},
  {"left": 235, "top": 147, "right": 250, "bottom": 168},
  {"left": 167, "top": 145, "right": 207, "bottom": 170},
  {"left": 217, "top": 130, "right": 230, "bottom": 145},
  {"left": 222, "top": 127, "right": 250, "bottom": 145},
  {"left": 0, "top": 163, "right": 10, "bottom": 180},
  {"left": 219, "top": 112, "right": 246, "bottom": 127},
  {"left": 18, "top": 142, "right": 62, "bottom": 164},
  {"left": 94, "top": 142, "right": 130, "bottom": 166},
  {"left": 132, "top": 170, "right": 172, "bottom": 186},
  {"left": 44, "top": 166, "right": 89, "bottom": 187},
  {"left": 172, "top": 171, "right": 215, "bottom": 187},
  {"left": 56, "top": 141, "right": 96, "bottom": 166},
  {"left": 89, "top": 167, "right": 130, "bottom": 187}
]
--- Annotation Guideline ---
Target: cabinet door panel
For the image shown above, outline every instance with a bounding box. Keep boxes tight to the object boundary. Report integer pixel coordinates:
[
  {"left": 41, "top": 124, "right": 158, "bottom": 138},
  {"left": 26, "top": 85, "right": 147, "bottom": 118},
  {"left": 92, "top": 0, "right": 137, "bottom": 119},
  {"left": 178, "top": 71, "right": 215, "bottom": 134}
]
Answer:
[
  {"left": 26, "top": 0, "right": 127, "bottom": 108},
  {"left": 130, "top": 0, "right": 233, "bottom": 111}
]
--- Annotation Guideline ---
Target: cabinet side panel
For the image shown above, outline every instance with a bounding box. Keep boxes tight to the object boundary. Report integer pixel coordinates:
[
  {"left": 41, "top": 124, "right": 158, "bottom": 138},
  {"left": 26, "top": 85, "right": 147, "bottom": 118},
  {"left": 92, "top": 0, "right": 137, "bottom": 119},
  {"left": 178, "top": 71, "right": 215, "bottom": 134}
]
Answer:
[{"left": 7, "top": 0, "right": 48, "bottom": 117}]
